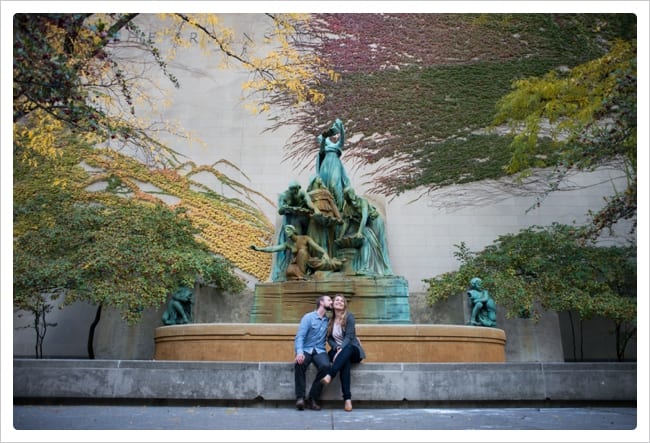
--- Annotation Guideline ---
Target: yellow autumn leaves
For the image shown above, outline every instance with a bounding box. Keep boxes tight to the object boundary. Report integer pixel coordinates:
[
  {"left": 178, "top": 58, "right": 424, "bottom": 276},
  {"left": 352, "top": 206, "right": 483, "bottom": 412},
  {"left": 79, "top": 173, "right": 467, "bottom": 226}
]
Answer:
[
  {"left": 84, "top": 150, "right": 275, "bottom": 281},
  {"left": 156, "top": 13, "right": 339, "bottom": 114}
]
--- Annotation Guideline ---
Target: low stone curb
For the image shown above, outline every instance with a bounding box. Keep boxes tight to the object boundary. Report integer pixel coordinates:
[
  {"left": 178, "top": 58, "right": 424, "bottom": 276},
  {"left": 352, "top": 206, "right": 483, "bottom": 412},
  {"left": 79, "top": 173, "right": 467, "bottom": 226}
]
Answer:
[{"left": 13, "top": 359, "right": 636, "bottom": 404}]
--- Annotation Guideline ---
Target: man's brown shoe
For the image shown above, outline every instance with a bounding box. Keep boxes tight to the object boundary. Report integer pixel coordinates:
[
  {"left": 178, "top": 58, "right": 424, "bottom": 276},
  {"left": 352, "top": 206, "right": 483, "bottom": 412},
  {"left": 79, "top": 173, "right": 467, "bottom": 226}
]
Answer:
[
  {"left": 307, "top": 399, "right": 321, "bottom": 411},
  {"left": 295, "top": 398, "right": 305, "bottom": 410}
]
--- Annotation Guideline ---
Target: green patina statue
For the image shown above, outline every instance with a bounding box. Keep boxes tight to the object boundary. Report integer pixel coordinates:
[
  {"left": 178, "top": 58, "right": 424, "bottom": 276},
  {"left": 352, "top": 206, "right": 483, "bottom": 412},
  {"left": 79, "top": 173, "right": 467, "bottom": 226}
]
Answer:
[
  {"left": 250, "top": 224, "right": 342, "bottom": 281},
  {"left": 278, "top": 179, "right": 317, "bottom": 235},
  {"left": 307, "top": 176, "right": 343, "bottom": 257},
  {"left": 162, "top": 286, "right": 194, "bottom": 325},
  {"left": 250, "top": 117, "right": 410, "bottom": 323},
  {"left": 338, "top": 186, "right": 393, "bottom": 276},
  {"left": 270, "top": 179, "right": 321, "bottom": 281},
  {"left": 467, "top": 277, "right": 497, "bottom": 327},
  {"left": 251, "top": 117, "right": 397, "bottom": 281},
  {"left": 316, "top": 117, "right": 350, "bottom": 211}
]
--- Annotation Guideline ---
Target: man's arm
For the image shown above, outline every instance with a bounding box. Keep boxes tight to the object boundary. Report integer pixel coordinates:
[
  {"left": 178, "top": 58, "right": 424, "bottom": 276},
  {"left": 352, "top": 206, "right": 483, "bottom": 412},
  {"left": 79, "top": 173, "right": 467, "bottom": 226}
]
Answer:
[{"left": 294, "top": 313, "right": 311, "bottom": 356}]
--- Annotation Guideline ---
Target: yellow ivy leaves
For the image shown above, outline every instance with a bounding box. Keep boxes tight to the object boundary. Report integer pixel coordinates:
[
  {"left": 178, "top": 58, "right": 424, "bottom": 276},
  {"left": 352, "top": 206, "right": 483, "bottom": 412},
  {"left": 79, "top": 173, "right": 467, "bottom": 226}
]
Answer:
[
  {"left": 83, "top": 149, "right": 275, "bottom": 281},
  {"left": 14, "top": 113, "right": 67, "bottom": 165},
  {"left": 494, "top": 39, "right": 636, "bottom": 175},
  {"left": 16, "top": 116, "right": 275, "bottom": 280}
]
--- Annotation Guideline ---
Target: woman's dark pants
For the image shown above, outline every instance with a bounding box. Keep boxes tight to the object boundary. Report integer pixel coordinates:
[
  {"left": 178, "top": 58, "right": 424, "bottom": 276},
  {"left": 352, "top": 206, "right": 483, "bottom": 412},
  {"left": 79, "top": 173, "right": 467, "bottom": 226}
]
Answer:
[{"left": 327, "top": 345, "right": 361, "bottom": 400}]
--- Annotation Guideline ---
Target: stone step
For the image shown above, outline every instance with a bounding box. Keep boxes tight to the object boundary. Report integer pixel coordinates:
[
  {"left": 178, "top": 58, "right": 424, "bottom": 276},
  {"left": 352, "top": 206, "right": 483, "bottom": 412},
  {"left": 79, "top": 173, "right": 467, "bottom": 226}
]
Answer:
[{"left": 13, "top": 359, "right": 636, "bottom": 404}]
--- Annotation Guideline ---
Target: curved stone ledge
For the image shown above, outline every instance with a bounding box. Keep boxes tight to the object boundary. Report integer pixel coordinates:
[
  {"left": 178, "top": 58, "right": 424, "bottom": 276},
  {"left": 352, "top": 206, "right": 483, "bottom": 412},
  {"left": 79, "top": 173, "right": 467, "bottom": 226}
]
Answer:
[{"left": 154, "top": 323, "right": 506, "bottom": 362}]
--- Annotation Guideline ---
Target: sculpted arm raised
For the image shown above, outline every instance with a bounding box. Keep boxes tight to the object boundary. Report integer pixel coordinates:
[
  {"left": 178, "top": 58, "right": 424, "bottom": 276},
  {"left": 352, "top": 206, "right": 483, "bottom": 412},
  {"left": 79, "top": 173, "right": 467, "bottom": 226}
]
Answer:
[
  {"left": 250, "top": 243, "right": 287, "bottom": 253},
  {"left": 332, "top": 118, "right": 345, "bottom": 149}
]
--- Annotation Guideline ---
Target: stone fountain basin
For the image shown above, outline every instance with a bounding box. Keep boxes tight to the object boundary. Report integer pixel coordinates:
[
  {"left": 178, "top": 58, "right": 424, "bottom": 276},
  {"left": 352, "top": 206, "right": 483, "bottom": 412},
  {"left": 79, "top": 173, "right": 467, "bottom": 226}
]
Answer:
[{"left": 154, "top": 323, "right": 506, "bottom": 363}]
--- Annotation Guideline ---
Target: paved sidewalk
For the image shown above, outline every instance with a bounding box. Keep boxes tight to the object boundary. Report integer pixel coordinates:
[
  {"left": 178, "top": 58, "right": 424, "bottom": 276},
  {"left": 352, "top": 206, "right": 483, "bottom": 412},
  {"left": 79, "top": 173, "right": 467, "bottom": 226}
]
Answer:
[{"left": 11, "top": 405, "right": 637, "bottom": 432}]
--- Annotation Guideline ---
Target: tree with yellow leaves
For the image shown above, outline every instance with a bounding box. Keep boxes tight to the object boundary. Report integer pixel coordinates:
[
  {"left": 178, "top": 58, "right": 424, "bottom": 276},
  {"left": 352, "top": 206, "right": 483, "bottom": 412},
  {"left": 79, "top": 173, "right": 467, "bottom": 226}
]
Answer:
[
  {"left": 13, "top": 13, "right": 333, "bottom": 356},
  {"left": 14, "top": 13, "right": 332, "bottom": 160}
]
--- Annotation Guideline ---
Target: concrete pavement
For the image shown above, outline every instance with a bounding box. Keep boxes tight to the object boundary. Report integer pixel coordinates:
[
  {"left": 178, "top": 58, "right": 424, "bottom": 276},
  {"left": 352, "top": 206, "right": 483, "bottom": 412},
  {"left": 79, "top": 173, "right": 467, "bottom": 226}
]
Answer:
[{"left": 11, "top": 404, "right": 637, "bottom": 434}]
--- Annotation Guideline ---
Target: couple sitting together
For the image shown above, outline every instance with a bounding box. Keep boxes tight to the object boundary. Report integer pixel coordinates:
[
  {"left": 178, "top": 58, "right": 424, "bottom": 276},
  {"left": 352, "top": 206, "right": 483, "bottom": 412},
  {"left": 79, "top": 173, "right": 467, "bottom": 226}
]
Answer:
[{"left": 294, "top": 294, "right": 365, "bottom": 412}]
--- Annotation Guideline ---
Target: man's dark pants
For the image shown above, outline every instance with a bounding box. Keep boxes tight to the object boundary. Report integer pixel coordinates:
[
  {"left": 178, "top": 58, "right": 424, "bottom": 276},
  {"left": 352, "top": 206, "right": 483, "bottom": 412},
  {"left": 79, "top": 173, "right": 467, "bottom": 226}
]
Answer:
[{"left": 295, "top": 350, "right": 330, "bottom": 401}]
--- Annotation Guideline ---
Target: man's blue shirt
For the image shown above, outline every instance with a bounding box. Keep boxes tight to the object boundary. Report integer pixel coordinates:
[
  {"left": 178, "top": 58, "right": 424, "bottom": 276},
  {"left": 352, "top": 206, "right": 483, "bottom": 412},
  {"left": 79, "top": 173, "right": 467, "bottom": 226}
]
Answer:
[{"left": 295, "top": 310, "right": 329, "bottom": 355}]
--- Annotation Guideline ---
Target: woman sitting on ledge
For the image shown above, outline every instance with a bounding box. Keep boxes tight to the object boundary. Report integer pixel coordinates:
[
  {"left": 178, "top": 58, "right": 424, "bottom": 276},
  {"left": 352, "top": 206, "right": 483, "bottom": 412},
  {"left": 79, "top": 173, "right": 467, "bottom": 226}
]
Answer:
[{"left": 320, "top": 294, "right": 366, "bottom": 412}]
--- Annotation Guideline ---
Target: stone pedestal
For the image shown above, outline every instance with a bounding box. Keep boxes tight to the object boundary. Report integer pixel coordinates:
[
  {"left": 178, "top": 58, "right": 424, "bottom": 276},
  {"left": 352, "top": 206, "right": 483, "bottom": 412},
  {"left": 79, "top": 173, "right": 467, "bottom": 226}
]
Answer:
[
  {"left": 339, "top": 248, "right": 357, "bottom": 275},
  {"left": 250, "top": 273, "right": 411, "bottom": 324}
]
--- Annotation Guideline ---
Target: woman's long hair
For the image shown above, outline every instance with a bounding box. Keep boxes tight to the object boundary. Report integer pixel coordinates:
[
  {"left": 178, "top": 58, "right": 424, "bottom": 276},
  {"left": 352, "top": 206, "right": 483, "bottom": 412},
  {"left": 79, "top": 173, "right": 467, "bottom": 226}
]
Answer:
[{"left": 327, "top": 294, "right": 349, "bottom": 338}]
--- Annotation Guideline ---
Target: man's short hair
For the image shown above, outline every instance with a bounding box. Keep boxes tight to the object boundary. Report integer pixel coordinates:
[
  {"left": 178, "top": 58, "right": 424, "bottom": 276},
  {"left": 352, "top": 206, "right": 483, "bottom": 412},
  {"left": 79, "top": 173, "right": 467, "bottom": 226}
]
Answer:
[{"left": 316, "top": 295, "right": 328, "bottom": 308}]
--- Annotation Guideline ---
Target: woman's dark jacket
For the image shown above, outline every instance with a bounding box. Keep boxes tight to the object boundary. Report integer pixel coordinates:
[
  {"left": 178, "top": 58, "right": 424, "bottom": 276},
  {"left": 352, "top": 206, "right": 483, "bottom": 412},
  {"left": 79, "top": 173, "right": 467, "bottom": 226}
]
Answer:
[{"left": 327, "top": 312, "right": 366, "bottom": 360}]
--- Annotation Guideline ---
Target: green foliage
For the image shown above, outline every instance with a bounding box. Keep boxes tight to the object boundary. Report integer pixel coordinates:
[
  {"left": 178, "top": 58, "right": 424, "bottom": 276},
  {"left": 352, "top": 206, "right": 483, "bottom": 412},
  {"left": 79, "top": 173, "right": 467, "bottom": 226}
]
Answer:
[
  {"left": 494, "top": 40, "right": 636, "bottom": 172},
  {"left": 493, "top": 39, "right": 636, "bottom": 235},
  {"left": 417, "top": 26, "right": 638, "bottom": 351},
  {"left": 411, "top": 134, "right": 557, "bottom": 191},
  {"left": 13, "top": 13, "right": 304, "bottom": 280},
  {"left": 14, "top": 144, "right": 245, "bottom": 325},
  {"left": 287, "top": 56, "right": 566, "bottom": 194},
  {"left": 471, "top": 13, "right": 633, "bottom": 60},
  {"left": 283, "top": 13, "right": 636, "bottom": 200},
  {"left": 12, "top": 13, "right": 162, "bottom": 156},
  {"left": 423, "top": 223, "right": 636, "bottom": 325}
]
